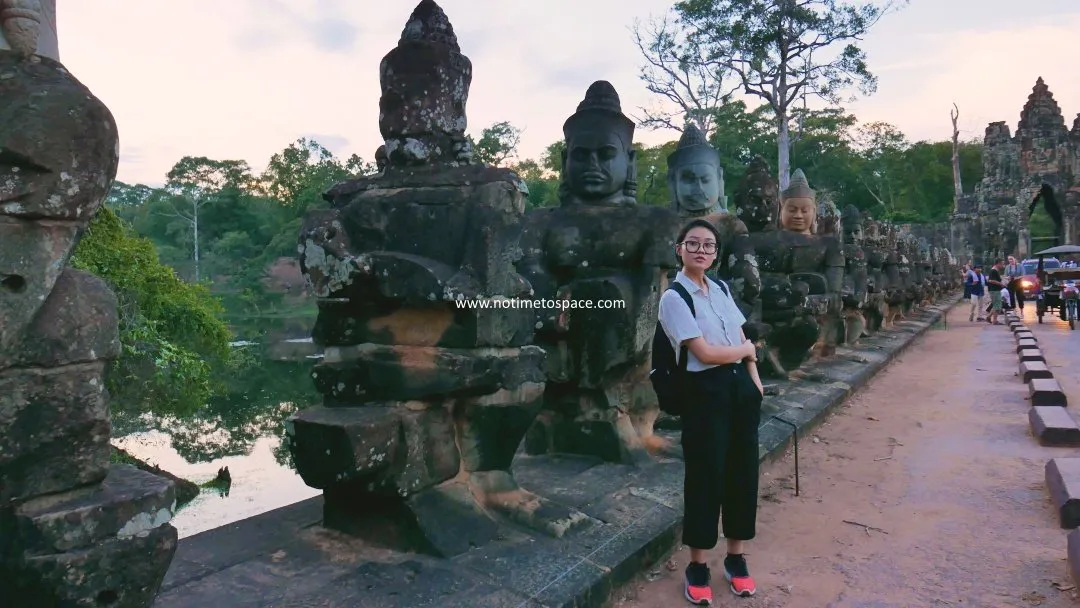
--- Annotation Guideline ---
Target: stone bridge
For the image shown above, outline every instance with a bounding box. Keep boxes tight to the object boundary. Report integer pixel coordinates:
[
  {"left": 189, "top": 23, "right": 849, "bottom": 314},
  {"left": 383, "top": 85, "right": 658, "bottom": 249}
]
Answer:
[{"left": 1, "top": 2, "right": 968, "bottom": 607}]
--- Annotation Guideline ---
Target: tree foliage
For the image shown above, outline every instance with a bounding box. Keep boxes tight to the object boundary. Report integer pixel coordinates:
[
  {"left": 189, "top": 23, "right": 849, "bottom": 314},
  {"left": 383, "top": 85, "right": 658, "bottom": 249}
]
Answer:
[
  {"left": 70, "top": 206, "right": 234, "bottom": 421},
  {"left": 470, "top": 121, "right": 523, "bottom": 167},
  {"left": 635, "top": 0, "right": 907, "bottom": 188}
]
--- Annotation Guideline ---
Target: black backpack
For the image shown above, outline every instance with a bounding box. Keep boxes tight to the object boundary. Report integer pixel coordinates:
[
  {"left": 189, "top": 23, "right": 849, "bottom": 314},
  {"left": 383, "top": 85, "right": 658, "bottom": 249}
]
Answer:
[{"left": 650, "top": 279, "right": 728, "bottom": 417}]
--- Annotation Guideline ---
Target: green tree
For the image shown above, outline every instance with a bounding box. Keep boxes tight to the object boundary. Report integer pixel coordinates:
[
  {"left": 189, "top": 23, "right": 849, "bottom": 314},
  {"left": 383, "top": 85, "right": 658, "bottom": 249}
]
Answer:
[
  {"left": 470, "top": 121, "right": 522, "bottom": 167},
  {"left": 163, "top": 157, "right": 255, "bottom": 282},
  {"left": 639, "top": 0, "right": 906, "bottom": 190},
  {"left": 70, "top": 206, "right": 235, "bottom": 422}
]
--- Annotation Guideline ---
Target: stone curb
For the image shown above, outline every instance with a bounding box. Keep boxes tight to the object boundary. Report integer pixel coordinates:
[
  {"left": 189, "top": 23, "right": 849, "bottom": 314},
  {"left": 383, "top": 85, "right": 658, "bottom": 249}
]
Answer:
[
  {"left": 1046, "top": 458, "right": 1080, "bottom": 529},
  {"left": 1029, "top": 406, "right": 1080, "bottom": 446}
]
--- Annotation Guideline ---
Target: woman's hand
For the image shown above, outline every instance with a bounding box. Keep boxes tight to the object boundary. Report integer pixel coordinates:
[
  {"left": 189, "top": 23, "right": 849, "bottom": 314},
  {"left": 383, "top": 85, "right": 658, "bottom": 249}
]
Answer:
[{"left": 741, "top": 339, "right": 757, "bottom": 362}]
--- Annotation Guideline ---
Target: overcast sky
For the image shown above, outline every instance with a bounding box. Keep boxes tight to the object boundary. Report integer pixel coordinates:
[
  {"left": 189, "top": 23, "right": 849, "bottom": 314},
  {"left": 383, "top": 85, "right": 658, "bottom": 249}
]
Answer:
[{"left": 58, "top": 0, "right": 1080, "bottom": 186}]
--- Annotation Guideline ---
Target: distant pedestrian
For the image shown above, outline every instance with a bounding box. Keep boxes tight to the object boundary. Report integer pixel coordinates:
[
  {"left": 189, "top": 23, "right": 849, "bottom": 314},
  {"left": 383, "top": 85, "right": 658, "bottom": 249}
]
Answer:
[
  {"left": 967, "top": 265, "right": 985, "bottom": 322},
  {"left": 1004, "top": 256, "right": 1024, "bottom": 312},
  {"left": 987, "top": 259, "right": 1005, "bottom": 325}
]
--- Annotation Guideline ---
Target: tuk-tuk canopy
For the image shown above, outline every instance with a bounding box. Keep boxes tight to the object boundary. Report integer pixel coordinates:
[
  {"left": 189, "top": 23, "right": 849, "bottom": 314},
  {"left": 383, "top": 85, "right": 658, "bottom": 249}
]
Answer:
[{"left": 1033, "top": 245, "right": 1080, "bottom": 256}]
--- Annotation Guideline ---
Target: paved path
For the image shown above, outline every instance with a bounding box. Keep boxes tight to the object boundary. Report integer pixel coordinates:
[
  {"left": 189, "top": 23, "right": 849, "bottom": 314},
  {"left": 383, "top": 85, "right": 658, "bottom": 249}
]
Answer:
[{"left": 615, "top": 303, "right": 1080, "bottom": 607}]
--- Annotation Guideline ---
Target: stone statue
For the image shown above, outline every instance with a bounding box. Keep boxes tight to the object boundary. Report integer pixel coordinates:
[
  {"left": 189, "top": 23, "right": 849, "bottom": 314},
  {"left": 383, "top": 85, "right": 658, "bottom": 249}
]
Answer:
[
  {"left": 0, "top": 4, "right": 179, "bottom": 604},
  {"left": 667, "top": 124, "right": 761, "bottom": 322},
  {"left": 734, "top": 155, "right": 779, "bottom": 233},
  {"left": 740, "top": 162, "right": 811, "bottom": 376},
  {"left": 897, "top": 232, "right": 917, "bottom": 314},
  {"left": 288, "top": 0, "right": 589, "bottom": 558},
  {"left": 518, "top": 80, "right": 681, "bottom": 464},
  {"left": 882, "top": 222, "right": 906, "bottom": 326},
  {"left": 861, "top": 215, "right": 889, "bottom": 333},
  {"left": 839, "top": 205, "right": 869, "bottom": 344}
]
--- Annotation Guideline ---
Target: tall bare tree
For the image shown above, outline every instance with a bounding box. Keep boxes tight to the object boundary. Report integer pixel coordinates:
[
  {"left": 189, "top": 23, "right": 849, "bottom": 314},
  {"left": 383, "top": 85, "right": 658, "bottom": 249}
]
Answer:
[
  {"left": 637, "top": 0, "right": 906, "bottom": 189},
  {"left": 949, "top": 102, "right": 963, "bottom": 211},
  {"left": 630, "top": 13, "right": 732, "bottom": 136}
]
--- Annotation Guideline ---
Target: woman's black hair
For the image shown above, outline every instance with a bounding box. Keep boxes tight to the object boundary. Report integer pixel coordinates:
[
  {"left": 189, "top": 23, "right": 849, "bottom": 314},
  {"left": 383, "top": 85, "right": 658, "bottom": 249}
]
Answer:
[{"left": 675, "top": 219, "right": 722, "bottom": 269}]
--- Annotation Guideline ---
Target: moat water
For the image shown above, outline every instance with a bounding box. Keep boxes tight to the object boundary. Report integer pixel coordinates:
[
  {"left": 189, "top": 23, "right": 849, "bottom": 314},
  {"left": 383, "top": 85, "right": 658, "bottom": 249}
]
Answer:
[{"left": 113, "top": 323, "right": 323, "bottom": 539}]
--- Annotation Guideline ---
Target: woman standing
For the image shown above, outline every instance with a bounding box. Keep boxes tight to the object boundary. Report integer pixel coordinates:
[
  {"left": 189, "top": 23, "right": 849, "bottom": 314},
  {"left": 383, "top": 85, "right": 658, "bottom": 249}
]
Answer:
[{"left": 659, "top": 219, "right": 764, "bottom": 604}]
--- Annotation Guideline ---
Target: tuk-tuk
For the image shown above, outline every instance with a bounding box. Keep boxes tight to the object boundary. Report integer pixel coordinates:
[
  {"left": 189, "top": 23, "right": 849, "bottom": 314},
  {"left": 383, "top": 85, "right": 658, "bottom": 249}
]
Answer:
[{"left": 1032, "top": 245, "right": 1080, "bottom": 328}]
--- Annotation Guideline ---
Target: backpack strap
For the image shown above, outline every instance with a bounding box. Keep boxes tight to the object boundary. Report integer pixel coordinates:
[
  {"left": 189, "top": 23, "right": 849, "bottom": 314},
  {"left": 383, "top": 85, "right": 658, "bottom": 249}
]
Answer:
[
  {"left": 713, "top": 277, "right": 730, "bottom": 298},
  {"left": 667, "top": 282, "right": 695, "bottom": 371}
]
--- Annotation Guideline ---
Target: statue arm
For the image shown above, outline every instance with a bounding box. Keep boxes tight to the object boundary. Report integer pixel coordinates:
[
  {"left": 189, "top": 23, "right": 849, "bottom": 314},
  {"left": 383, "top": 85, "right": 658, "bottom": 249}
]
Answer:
[{"left": 726, "top": 219, "right": 761, "bottom": 305}]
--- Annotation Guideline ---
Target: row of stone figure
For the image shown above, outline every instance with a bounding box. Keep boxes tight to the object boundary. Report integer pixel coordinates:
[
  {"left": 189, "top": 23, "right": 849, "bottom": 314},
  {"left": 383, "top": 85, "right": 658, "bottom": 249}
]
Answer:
[{"left": 283, "top": 0, "right": 964, "bottom": 559}]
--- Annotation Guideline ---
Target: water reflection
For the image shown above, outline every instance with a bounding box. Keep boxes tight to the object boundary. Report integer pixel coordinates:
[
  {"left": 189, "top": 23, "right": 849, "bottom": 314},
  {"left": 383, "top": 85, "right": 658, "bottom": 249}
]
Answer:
[{"left": 112, "top": 336, "right": 324, "bottom": 538}]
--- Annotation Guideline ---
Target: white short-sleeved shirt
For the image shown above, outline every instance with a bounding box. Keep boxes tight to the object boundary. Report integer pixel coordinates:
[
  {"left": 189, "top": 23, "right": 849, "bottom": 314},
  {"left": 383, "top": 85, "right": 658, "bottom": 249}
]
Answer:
[{"left": 658, "top": 270, "right": 747, "bottom": 372}]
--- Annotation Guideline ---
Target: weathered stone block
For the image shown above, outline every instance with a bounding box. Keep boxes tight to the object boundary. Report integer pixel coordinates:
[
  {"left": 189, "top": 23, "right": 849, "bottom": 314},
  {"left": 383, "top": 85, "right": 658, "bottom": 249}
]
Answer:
[
  {"left": 313, "top": 344, "right": 545, "bottom": 404},
  {"left": 0, "top": 363, "right": 111, "bottom": 502},
  {"left": 1014, "top": 330, "right": 1034, "bottom": 341},
  {"left": 1, "top": 521, "right": 177, "bottom": 607},
  {"left": 1020, "top": 348, "right": 1045, "bottom": 362},
  {"left": 455, "top": 382, "right": 545, "bottom": 472},
  {"left": 1046, "top": 458, "right": 1080, "bottom": 528},
  {"left": 4, "top": 465, "right": 176, "bottom": 554},
  {"left": 1019, "top": 360, "right": 1053, "bottom": 382},
  {"left": 288, "top": 404, "right": 459, "bottom": 496},
  {"left": 0, "top": 54, "right": 119, "bottom": 222},
  {"left": 1017, "top": 338, "right": 1038, "bottom": 352},
  {"left": 0, "top": 218, "right": 80, "bottom": 354},
  {"left": 5, "top": 269, "right": 120, "bottom": 369},
  {"left": 1029, "top": 407, "right": 1080, "bottom": 446},
  {"left": 312, "top": 302, "right": 535, "bottom": 348},
  {"left": 1030, "top": 377, "right": 1068, "bottom": 407}
]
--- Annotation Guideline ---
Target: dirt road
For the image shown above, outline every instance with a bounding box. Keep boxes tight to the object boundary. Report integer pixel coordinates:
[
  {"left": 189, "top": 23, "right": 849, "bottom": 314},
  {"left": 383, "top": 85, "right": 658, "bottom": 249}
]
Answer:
[{"left": 615, "top": 304, "right": 1080, "bottom": 607}]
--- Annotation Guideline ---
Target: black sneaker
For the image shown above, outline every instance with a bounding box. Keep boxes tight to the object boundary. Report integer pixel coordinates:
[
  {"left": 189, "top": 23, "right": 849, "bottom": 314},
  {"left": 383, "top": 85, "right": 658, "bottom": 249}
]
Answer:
[
  {"left": 684, "top": 561, "right": 713, "bottom": 605},
  {"left": 723, "top": 553, "right": 756, "bottom": 597}
]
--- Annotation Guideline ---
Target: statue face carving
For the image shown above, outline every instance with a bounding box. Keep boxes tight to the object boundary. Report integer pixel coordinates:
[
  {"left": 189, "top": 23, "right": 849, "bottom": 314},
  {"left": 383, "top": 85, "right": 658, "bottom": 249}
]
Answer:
[
  {"left": 563, "top": 130, "right": 630, "bottom": 200},
  {"left": 781, "top": 197, "right": 816, "bottom": 234},
  {"left": 671, "top": 162, "right": 722, "bottom": 212}
]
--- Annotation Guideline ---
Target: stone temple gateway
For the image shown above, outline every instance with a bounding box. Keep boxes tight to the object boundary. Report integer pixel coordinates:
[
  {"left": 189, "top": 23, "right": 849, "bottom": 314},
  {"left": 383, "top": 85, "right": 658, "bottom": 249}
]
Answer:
[{"left": 953, "top": 77, "right": 1080, "bottom": 261}]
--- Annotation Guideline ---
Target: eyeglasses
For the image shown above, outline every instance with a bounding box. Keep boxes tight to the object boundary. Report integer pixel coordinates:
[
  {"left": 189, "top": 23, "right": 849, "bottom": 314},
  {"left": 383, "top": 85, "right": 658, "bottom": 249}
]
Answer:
[{"left": 681, "top": 240, "right": 717, "bottom": 254}]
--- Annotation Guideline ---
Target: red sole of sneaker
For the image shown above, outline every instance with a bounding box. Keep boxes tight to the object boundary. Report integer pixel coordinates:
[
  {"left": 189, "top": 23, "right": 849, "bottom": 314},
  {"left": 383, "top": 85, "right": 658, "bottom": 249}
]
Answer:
[
  {"left": 723, "top": 571, "right": 756, "bottom": 597},
  {"left": 684, "top": 584, "right": 712, "bottom": 605}
]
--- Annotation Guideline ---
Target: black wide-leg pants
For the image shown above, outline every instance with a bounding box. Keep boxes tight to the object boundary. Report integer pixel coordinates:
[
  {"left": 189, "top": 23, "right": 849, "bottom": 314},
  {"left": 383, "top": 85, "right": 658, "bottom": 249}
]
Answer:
[{"left": 680, "top": 363, "right": 763, "bottom": 550}]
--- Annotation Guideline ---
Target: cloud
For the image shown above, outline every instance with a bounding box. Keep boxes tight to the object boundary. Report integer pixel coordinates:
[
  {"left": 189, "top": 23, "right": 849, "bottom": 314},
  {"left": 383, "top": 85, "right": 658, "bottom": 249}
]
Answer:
[
  {"left": 301, "top": 134, "right": 350, "bottom": 155},
  {"left": 230, "top": 0, "right": 360, "bottom": 54}
]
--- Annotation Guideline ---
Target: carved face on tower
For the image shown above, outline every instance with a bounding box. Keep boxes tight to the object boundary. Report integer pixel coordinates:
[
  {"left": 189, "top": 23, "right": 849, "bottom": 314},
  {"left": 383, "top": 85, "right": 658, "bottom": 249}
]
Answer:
[
  {"left": 560, "top": 81, "right": 636, "bottom": 204},
  {"left": 734, "top": 155, "right": 779, "bottom": 232},
  {"left": 780, "top": 168, "right": 816, "bottom": 235},
  {"left": 667, "top": 124, "right": 724, "bottom": 213}
]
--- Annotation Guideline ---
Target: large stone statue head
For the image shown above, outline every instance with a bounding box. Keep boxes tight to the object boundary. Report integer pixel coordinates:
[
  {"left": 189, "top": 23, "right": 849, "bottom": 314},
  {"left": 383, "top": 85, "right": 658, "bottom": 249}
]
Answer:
[
  {"left": 842, "top": 205, "right": 863, "bottom": 245},
  {"left": 378, "top": 0, "right": 473, "bottom": 167},
  {"left": 780, "top": 168, "right": 816, "bottom": 235},
  {"left": 559, "top": 80, "right": 636, "bottom": 205},
  {"left": 734, "top": 155, "right": 778, "bottom": 232},
  {"left": 667, "top": 123, "right": 725, "bottom": 214}
]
